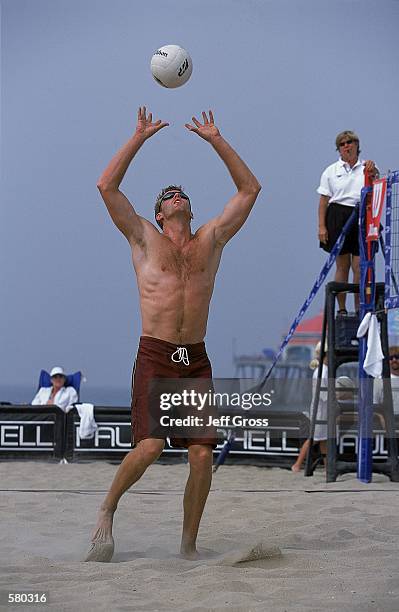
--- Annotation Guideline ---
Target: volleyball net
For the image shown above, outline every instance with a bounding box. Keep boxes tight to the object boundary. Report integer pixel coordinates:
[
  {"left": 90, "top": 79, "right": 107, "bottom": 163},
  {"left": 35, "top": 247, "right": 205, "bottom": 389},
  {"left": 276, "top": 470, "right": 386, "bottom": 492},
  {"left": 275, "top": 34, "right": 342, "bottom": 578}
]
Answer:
[
  {"left": 358, "top": 170, "right": 399, "bottom": 482},
  {"left": 384, "top": 171, "right": 399, "bottom": 308}
]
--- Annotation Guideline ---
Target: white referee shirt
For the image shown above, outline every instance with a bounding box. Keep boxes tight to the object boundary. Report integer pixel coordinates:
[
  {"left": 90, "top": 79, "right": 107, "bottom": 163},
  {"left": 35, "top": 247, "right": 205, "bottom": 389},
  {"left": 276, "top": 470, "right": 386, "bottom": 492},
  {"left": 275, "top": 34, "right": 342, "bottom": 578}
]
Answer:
[
  {"left": 31, "top": 386, "right": 78, "bottom": 412},
  {"left": 317, "top": 158, "right": 366, "bottom": 207}
]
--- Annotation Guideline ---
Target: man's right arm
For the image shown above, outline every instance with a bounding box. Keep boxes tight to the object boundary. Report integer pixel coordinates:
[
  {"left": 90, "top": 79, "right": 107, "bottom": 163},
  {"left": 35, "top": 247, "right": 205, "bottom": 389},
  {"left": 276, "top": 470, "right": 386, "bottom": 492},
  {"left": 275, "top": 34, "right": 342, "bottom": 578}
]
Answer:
[{"left": 97, "top": 107, "right": 169, "bottom": 244}]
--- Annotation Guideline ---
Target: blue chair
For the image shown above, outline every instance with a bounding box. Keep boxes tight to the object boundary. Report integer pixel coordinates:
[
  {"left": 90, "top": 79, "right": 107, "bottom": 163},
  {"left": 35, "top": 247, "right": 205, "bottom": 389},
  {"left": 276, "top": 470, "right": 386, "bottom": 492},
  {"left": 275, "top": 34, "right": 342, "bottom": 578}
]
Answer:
[{"left": 37, "top": 370, "right": 82, "bottom": 401}]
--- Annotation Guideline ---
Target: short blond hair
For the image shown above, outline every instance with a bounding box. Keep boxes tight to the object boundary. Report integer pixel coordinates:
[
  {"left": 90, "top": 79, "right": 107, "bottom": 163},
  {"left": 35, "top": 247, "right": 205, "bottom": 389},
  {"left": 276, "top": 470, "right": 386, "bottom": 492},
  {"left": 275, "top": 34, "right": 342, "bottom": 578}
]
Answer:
[{"left": 335, "top": 130, "right": 360, "bottom": 154}]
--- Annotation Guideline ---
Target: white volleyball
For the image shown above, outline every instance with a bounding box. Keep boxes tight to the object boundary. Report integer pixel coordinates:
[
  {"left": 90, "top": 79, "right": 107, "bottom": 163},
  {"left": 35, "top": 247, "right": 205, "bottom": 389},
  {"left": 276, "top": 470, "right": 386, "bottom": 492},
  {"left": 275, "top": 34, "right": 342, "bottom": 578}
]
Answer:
[{"left": 150, "top": 44, "right": 193, "bottom": 88}]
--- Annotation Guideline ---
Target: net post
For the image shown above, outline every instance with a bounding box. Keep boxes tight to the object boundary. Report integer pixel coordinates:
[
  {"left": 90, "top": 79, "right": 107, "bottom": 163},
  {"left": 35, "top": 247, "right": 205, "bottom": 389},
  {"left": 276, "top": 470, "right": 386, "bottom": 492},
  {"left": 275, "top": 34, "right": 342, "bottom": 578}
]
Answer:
[{"left": 358, "top": 171, "right": 375, "bottom": 483}]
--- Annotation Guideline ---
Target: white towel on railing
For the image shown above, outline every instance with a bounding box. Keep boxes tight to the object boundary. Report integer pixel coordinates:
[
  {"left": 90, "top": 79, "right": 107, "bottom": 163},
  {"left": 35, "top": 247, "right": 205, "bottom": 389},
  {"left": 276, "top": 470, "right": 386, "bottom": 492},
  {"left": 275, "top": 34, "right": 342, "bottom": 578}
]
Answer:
[
  {"left": 76, "top": 403, "right": 98, "bottom": 439},
  {"left": 357, "top": 313, "right": 384, "bottom": 377}
]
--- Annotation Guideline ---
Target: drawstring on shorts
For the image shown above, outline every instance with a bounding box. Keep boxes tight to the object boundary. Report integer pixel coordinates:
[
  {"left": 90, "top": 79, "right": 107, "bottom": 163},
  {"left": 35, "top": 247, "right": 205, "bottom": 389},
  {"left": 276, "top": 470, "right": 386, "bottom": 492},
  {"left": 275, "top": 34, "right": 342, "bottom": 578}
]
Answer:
[{"left": 171, "top": 347, "right": 190, "bottom": 366}]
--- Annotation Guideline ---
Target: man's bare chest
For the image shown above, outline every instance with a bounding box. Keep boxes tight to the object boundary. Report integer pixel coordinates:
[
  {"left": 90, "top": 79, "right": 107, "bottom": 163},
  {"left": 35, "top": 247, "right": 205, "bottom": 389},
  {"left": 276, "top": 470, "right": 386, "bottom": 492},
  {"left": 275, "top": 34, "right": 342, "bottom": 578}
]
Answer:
[{"left": 151, "top": 242, "right": 208, "bottom": 280}]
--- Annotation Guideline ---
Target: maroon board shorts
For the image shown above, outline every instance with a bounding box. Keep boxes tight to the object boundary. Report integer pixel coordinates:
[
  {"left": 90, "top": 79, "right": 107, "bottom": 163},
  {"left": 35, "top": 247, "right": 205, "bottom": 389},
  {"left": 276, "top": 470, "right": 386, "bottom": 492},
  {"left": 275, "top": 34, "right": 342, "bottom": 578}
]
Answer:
[{"left": 131, "top": 336, "right": 218, "bottom": 449}]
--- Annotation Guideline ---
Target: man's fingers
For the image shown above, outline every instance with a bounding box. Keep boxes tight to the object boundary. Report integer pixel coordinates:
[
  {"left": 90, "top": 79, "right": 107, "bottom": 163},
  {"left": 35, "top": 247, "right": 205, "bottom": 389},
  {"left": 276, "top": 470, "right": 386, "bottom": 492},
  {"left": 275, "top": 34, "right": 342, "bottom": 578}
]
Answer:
[
  {"left": 192, "top": 116, "right": 202, "bottom": 128},
  {"left": 202, "top": 111, "right": 209, "bottom": 124},
  {"left": 209, "top": 110, "right": 214, "bottom": 124},
  {"left": 185, "top": 123, "right": 198, "bottom": 132},
  {"left": 148, "top": 112, "right": 153, "bottom": 123}
]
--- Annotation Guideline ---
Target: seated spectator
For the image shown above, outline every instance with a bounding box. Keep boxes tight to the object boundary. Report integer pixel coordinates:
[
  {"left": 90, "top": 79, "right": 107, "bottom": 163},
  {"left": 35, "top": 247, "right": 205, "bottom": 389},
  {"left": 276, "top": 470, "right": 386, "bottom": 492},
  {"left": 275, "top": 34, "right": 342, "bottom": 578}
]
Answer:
[
  {"left": 292, "top": 341, "right": 355, "bottom": 474},
  {"left": 292, "top": 342, "right": 328, "bottom": 472},
  {"left": 31, "top": 366, "right": 78, "bottom": 412},
  {"left": 374, "top": 345, "right": 399, "bottom": 415}
]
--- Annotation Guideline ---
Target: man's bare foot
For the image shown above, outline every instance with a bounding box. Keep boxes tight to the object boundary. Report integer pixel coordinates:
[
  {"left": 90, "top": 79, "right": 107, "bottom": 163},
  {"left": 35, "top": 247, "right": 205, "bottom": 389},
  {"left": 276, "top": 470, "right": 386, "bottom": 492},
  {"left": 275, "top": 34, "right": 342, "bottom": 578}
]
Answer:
[
  {"left": 291, "top": 463, "right": 301, "bottom": 473},
  {"left": 180, "top": 544, "right": 200, "bottom": 560},
  {"left": 84, "top": 506, "right": 115, "bottom": 562}
]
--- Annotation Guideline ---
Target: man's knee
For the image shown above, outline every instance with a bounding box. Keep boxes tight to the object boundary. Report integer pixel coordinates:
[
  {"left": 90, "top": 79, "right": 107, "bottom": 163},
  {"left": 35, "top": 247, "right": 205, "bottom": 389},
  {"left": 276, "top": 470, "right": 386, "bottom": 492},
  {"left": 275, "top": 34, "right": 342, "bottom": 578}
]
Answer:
[
  {"left": 136, "top": 438, "right": 165, "bottom": 466},
  {"left": 188, "top": 444, "right": 213, "bottom": 470}
]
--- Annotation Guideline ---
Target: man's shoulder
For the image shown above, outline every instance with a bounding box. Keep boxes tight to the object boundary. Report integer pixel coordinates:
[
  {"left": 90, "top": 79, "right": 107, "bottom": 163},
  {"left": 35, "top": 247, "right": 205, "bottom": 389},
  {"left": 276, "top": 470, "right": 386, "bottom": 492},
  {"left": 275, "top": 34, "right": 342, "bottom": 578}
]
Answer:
[
  {"left": 129, "top": 217, "right": 163, "bottom": 249},
  {"left": 191, "top": 222, "right": 223, "bottom": 248}
]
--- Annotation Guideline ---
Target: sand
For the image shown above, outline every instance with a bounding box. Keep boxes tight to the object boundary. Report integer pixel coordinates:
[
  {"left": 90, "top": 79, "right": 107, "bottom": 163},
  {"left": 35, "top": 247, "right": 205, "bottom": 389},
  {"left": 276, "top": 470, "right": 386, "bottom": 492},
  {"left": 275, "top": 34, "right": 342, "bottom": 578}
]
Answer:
[{"left": 1, "top": 460, "right": 399, "bottom": 612}]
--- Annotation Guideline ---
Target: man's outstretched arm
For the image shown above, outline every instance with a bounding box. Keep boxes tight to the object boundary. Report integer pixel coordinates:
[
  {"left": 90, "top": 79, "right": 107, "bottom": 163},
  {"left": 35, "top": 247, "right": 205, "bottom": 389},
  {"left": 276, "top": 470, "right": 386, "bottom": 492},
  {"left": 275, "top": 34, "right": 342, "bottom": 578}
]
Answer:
[
  {"left": 185, "top": 110, "right": 261, "bottom": 245},
  {"left": 97, "top": 107, "right": 169, "bottom": 243}
]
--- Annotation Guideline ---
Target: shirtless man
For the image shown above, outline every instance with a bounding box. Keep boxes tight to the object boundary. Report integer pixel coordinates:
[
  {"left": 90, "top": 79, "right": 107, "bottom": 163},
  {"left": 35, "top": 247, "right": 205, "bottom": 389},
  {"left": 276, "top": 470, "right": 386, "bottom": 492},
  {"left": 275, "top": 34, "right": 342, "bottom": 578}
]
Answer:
[{"left": 85, "top": 107, "right": 261, "bottom": 562}]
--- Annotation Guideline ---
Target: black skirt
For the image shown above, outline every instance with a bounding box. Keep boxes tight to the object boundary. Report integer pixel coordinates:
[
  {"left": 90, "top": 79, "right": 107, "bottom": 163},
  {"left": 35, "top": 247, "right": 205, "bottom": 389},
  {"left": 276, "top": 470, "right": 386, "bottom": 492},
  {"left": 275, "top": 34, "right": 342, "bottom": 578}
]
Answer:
[{"left": 319, "top": 202, "right": 359, "bottom": 256}]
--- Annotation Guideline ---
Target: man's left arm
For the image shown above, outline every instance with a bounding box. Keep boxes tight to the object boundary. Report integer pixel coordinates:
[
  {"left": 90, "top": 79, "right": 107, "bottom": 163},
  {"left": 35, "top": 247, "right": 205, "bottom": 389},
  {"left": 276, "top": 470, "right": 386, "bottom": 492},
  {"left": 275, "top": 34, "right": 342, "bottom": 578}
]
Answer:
[{"left": 185, "top": 111, "right": 261, "bottom": 245}]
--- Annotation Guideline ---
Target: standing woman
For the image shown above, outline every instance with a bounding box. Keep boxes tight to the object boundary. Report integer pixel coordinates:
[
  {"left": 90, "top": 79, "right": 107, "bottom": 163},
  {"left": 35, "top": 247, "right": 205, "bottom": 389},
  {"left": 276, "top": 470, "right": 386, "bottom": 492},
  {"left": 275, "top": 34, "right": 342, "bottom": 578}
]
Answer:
[{"left": 317, "top": 131, "right": 378, "bottom": 314}]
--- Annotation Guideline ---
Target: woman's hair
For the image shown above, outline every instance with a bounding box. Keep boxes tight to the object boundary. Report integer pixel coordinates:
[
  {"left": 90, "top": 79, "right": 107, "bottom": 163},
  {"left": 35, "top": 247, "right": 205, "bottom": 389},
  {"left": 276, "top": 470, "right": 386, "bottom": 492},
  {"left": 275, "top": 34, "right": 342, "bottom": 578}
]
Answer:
[{"left": 335, "top": 130, "right": 361, "bottom": 155}]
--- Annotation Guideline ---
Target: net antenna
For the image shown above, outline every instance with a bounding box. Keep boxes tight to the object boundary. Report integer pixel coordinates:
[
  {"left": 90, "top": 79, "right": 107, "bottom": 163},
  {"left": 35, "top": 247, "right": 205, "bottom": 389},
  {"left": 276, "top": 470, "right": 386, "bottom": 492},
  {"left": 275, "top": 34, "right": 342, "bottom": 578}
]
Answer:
[{"left": 385, "top": 172, "right": 399, "bottom": 308}]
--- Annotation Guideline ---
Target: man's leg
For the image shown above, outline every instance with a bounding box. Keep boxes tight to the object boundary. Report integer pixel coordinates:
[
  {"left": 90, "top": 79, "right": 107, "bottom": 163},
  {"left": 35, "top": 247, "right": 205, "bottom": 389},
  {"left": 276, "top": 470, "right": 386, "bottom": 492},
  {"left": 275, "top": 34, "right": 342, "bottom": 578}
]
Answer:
[
  {"left": 180, "top": 444, "right": 213, "bottom": 559},
  {"left": 85, "top": 438, "right": 165, "bottom": 561},
  {"left": 291, "top": 438, "right": 310, "bottom": 472},
  {"left": 335, "top": 253, "right": 351, "bottom": 311}
]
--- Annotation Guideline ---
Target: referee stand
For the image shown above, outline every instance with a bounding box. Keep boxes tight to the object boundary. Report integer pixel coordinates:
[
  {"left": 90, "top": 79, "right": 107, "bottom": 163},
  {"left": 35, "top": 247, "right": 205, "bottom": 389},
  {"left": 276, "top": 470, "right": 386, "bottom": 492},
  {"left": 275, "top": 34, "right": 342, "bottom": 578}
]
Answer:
[{"left": 305, "top": 281, "right": 399, "bottom": 482}]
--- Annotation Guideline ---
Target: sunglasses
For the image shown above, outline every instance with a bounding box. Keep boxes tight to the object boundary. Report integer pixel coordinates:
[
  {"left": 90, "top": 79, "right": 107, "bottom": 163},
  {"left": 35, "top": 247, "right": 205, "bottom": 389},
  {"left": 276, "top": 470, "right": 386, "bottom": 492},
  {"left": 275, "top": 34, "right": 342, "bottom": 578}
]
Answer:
[
  {"left": 52, "top": 374, "right": 65, "bottom": 379},
  {"left": 160, "top": 190, "right": 190, "bottom": 204},
  {"left": 390, "top": 354, "right": 399, "bottom": 360},
  {"left": 339, "top": 139, "right": 354, "bottom": 147},
  {"left": 156, "top": 190, "right": 191, "bottom": 216}
]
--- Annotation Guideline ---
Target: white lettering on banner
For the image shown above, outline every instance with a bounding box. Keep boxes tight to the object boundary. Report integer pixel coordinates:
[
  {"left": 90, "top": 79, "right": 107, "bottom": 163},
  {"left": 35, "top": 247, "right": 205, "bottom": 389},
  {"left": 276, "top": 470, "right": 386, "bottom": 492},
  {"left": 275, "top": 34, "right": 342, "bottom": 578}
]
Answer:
[
  {"left": 265, "top": 430, "right": 283, "bottom": 452},
  {"left": 247, "top": 430, "right": 266, "bottom": 451},
  {"left": 376, "top": 434, "right": 388, "bottom": 456},
  {"left": 372, "top": 181, "right": 384, "bottom": 217},
  {"left": 0, "top": 422, "right": 53, "bottom": 448},
  {"left": 1, "top": 425, "right": 18, "bottom": 446},
  {"left": 115, "top": 427, "right": 131, "bottom": 448},
  {"left": 282, "top": 431, "right": 299, "bottom": 452},
  {"left": 339, "top": 435, "right": 357, "bottom": 454},
  {"left": 74, "top": 423, "right": 131, "bottom": 449},
  {"left": 338, "top": 432, "right": 387, "bottom": 455},
  {"left": 19, "top": 426, "right": 32, "bottom": 446},
  {"left": 367, "top": 178, "right": 387, "bottom": 240},
  {"left": 36, "top": 427, "right": 52, "bottom": 447},
  {"left": 95, "top": 427, "right": 115, "bottom": 447}
]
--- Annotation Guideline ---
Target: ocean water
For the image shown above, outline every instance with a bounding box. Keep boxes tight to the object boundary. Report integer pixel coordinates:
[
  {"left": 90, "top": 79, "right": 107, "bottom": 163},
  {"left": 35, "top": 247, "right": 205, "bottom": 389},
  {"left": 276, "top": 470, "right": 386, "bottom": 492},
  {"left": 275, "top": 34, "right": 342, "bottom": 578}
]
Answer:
[{"left": 0, "top": 384, "right": 130, "bottom": 407}]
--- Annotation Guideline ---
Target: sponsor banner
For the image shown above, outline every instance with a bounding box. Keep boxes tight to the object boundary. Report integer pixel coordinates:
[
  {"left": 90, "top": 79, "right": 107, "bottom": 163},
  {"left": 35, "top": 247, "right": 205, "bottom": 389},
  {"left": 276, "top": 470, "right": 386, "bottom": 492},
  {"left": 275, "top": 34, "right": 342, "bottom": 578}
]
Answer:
[
  {"left": 0, "top": 405, "right": 65, "bottom": 459},
  {"left": 1, "top": 403, "right": 397, "bottom": 466},
  {"left": 367, "top": 178, "right": 386, "bottom": 242}
]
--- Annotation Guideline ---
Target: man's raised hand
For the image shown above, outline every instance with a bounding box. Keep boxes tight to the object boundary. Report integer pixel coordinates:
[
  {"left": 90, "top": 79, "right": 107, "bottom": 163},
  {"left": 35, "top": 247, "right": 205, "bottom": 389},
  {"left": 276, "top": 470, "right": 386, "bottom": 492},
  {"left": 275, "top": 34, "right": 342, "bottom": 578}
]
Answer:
[
  {"left": 185, "top": 110, "right": 220, "bottom": 143},
  {"left": 135, "top": 106, "right": 169, "bottom": 141}
]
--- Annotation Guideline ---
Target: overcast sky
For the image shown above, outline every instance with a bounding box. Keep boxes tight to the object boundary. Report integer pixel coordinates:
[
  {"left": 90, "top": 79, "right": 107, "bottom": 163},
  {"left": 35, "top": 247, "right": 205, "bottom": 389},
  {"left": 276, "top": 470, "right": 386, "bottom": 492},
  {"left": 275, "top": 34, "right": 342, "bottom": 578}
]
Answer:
[{"left": 2, "top": 0, "right": 399, "bottom": 394}]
